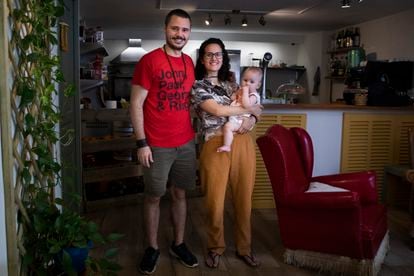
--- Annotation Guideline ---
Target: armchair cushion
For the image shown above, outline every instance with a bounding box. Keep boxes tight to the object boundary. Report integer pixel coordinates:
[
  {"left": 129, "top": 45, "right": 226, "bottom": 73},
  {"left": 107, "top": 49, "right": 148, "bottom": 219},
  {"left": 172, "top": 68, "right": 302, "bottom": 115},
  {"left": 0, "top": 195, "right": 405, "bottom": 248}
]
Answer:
[
  {"left": 312, "top": 171, "right": 378, "bottom": 204},
  {"left": 306, "top": 182, "right": 350, "bottom": 193}
]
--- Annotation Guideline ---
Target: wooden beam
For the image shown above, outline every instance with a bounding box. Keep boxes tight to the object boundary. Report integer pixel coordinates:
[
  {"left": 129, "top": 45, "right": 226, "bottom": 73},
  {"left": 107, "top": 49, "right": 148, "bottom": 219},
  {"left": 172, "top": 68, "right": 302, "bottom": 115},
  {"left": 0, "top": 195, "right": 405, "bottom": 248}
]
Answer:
[{"left": 0, "top": 0, "right": 19, "bottom": 275}]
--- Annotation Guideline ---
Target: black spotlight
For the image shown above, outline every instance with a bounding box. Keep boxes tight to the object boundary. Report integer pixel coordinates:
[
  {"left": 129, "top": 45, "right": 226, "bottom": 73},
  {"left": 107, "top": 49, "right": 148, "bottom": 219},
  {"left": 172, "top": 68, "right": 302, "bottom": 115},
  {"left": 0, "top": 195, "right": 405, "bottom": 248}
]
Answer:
[
  {"left": 259, "top": 15, "right": 266, "bottom": 26},
  {"left": 205, "top": 14, "right": 212, "bottom": 26},
  {"left": 241, "top": 16, "right": 248, "bottom": 27},
  {"left": 341, "top": 0, "right": 351, "bottom": 8},
  {"left": 224, "top": 14, "right": 231, "bottom": 25}
]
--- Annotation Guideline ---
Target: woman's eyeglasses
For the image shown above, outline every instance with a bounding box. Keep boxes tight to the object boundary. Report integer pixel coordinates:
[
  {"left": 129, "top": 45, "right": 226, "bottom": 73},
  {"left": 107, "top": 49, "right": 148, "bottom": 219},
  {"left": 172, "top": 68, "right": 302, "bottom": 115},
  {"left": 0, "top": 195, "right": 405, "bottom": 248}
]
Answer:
[{"left": 204, "top": 52, "right": 223, "bottom": 59}]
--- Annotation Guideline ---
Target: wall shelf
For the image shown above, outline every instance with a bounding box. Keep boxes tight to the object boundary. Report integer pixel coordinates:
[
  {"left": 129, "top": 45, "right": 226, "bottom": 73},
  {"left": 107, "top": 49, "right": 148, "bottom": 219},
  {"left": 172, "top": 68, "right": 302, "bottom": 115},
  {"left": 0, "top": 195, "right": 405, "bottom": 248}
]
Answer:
[
  {"left": 82, "top": 136, "right": 135, "bottom": 153},
  {"left": 83, "top": 162, "right": 142, "bottom": 183},
  {"left": 81, "top": 108, "right": 130, "bottom": 121},
  {"left": 80, "top": 79, "right": 104, "bottom": 92},
  {"left": 325, "top": 76, "right": 346, "bottom": 80},
  {"left": 80, "top": 43, "right": 108, "bottom": 57},
  {"left": 327, "top": 47, "right": 361, "bottom": 54}
]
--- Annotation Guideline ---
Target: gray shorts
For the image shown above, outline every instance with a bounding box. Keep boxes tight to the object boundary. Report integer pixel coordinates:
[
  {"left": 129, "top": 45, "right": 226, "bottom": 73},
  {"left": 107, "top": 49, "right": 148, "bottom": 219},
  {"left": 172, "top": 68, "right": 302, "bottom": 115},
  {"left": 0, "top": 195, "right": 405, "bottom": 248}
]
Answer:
[{"left": 143, "top": 139, "right": 197, "bottom": 197}]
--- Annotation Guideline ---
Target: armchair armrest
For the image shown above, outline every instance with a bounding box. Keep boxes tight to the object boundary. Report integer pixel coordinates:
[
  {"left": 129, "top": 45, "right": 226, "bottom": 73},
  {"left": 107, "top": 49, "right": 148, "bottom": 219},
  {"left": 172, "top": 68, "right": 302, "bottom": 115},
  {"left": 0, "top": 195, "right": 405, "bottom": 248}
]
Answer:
[
  {"left": 280, "top": 191, "right": 360, "bottom": 209},
  {"left": 312, "top": 170, "right": 378, "bottom": 204}
]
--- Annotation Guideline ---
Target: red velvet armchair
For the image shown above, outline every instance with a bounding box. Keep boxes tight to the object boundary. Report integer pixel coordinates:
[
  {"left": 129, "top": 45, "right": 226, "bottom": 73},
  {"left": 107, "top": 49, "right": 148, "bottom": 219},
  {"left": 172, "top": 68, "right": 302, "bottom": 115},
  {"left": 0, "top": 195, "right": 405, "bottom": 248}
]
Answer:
[{"left": 256, "top": 124, "right": 389, "bottom": 275}]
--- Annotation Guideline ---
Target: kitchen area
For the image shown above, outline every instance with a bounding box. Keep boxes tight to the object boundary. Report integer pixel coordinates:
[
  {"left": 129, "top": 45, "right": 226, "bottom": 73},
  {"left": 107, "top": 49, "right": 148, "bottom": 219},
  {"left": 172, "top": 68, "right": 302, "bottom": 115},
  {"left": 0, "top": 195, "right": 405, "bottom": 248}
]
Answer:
[
  {"left": 4, "top": 1, "right": 414, "bottom": 275},
  {"left": 70, "top": 0, "right": 414, "bottom": 210}
]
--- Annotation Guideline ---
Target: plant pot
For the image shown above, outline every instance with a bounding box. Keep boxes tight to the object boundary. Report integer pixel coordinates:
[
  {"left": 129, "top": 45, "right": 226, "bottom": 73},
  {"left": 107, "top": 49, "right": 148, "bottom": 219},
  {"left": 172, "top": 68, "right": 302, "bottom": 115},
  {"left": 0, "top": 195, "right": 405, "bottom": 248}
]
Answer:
[{"left": 56, "top": 241, "right": 93, "bottom": 273}]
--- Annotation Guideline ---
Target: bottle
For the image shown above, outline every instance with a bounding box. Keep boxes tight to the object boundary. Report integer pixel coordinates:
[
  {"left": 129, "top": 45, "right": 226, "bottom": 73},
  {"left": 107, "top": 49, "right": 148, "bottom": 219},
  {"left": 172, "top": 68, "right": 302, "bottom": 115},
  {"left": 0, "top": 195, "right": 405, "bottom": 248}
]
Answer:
[
  {"left": 343, "top": 28, "right": 350, "bottom": 47},
  {"left": 343, "top": 29, "right": 349, "bottom": 47},
  {"left": 79, "top": 18, "right": 86, "bottom": 42},
  {"left": 336, "top": 31, "right": 343, "bottom": 49},
  {"left": 92, "top": 54, "right": 103, "bottom": 80},
  {"left": 95, "top": 26, "right": 104, "bottom": 44},
  {"left": 353, "top": 27, "right": 360, "bottom": 47},
  {"left": 340, "top": 30, "right": 346, "bottom": 48},
  {"left": 330, "top": 33, "right": 337, "bottom": 51}
]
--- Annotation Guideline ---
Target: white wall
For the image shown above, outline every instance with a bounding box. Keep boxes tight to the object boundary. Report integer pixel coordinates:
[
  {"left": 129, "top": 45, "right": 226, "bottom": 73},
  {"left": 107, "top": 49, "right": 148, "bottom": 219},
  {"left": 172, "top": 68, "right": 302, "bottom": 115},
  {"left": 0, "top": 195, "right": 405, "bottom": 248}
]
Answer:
[
  {"left": 298, "top": 32, "right": 328, "bottom": 103},
  {"left": 266, "top": 109, "right": 343, "bottom": 176}
]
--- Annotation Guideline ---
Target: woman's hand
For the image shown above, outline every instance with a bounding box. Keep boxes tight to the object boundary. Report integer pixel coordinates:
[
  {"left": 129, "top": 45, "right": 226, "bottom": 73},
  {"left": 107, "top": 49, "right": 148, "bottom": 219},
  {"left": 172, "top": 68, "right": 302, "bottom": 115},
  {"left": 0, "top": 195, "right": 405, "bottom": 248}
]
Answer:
[{"left": 237, "top": 116, "right": 256, "bottom": 134}]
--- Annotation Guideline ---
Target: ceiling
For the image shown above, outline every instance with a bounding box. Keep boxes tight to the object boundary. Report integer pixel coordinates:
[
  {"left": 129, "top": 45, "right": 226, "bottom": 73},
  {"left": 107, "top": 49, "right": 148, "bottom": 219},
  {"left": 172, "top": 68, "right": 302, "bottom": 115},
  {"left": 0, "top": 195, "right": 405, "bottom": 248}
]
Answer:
[{"left": 80, "top": 0, "right": 414, "bottom": 40}]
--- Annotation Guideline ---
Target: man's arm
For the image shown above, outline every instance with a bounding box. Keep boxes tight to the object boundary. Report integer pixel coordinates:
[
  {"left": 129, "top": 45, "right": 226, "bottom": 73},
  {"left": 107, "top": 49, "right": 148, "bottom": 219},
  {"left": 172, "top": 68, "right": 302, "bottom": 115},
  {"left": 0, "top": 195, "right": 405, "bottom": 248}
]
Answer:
[{"left": 130, "top": 84, "right": 153, "bottom": 167}]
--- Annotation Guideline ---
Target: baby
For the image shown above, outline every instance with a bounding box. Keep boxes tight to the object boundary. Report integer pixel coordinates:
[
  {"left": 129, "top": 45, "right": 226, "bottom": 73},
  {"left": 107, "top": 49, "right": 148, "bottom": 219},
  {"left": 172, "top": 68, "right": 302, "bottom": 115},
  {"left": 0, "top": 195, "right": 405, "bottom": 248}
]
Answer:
[{"left": 217, "top": 67, "right": 262, "bottom": 152}]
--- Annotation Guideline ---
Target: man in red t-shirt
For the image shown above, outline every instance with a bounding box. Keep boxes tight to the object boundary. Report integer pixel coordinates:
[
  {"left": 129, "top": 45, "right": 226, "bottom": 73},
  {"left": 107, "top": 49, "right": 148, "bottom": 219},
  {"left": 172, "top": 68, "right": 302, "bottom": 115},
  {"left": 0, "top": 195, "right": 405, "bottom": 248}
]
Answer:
[{"left": 130, "top": 9, "right": 198, "bottom": 274}]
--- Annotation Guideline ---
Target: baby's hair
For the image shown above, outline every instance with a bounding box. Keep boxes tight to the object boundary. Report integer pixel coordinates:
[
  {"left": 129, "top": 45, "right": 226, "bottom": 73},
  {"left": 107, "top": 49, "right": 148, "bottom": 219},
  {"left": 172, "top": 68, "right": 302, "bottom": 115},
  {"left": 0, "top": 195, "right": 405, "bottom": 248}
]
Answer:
[{"left": 243, "top": 67, "right": 263, "bottom": 80}]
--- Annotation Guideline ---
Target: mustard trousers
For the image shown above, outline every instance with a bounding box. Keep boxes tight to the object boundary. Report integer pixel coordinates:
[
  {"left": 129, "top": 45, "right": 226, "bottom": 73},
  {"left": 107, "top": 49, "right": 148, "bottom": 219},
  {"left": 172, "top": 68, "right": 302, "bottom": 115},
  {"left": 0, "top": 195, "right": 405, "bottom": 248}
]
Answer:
[{"left": 199, "top": 134, "right": 256, "bottom": 255}]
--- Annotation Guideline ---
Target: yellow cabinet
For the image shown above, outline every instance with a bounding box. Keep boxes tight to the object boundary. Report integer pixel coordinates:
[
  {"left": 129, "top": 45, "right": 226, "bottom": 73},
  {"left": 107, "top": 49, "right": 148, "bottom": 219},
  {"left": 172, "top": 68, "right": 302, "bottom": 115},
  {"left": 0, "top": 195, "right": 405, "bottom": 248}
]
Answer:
[
  {"left": 252, "top": 114, "right": 307, "bottom": 208},
  {"left": 341, "top": 113, "right": 414, "bottom": 197}
]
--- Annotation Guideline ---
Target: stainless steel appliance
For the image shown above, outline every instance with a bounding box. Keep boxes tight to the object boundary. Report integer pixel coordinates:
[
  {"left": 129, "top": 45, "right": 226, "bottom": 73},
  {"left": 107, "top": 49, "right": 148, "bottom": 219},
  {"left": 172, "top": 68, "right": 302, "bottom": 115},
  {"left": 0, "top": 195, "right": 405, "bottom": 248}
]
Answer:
[{"left": 108, "top": 39, "right": 147, "bottom": 100}]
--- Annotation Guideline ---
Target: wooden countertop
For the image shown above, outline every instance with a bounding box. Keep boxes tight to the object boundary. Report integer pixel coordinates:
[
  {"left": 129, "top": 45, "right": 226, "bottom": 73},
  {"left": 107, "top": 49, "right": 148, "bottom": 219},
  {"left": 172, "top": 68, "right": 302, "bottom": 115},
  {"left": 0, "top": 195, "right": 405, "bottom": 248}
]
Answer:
[
  {"left": 81, "top": 104, "right": 414, "bottom": 120},
  {"left": 262, "top": 103, "right": 414, "bottom": 111}
]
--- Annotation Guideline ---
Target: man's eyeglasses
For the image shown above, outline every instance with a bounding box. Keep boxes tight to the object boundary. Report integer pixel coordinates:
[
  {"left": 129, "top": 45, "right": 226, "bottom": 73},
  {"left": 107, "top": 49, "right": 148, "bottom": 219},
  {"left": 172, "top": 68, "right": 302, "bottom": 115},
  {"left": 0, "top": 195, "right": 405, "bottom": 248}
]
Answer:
[{"left": 205, "top": 52, "right": 223, "bottom": 59}]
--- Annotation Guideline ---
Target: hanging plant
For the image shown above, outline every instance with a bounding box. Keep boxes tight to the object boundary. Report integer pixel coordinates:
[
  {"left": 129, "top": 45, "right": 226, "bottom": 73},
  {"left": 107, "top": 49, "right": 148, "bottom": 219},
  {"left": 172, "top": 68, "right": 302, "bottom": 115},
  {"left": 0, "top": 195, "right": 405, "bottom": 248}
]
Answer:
[{"left": 9, "top": 0, "right": 122, "bottom": 274}]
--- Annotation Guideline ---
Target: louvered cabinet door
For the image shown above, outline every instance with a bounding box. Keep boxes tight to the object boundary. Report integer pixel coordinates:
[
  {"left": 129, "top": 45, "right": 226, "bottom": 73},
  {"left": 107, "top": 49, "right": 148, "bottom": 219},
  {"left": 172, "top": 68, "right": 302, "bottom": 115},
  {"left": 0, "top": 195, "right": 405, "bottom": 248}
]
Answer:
[
  {"left": 252, "top": 114, "right": 307, "bottom": 208},
  {"left": 394, "top": 115, "right": 414, "bottom": 165},
  {"left": 341, "top": 113, "right": 414, "bottom": 197}
]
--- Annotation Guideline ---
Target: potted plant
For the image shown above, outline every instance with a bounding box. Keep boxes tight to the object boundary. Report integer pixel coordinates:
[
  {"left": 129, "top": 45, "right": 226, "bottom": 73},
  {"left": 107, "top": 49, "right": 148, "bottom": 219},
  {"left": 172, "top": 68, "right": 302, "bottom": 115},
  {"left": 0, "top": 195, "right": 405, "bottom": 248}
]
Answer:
[
  {"left": 9, "top": 1, "right": 123, "bottom": 275},
  {"left": 20, "top": 188, "right": 123, "bottom": 275}
]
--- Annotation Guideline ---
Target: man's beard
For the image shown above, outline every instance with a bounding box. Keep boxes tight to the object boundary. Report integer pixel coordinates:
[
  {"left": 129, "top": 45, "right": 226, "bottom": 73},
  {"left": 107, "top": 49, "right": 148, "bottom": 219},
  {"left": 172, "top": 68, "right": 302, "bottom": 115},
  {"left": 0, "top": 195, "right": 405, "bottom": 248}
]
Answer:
[{"left": 166, "top": 37, "right": 186, "bottom": 51}]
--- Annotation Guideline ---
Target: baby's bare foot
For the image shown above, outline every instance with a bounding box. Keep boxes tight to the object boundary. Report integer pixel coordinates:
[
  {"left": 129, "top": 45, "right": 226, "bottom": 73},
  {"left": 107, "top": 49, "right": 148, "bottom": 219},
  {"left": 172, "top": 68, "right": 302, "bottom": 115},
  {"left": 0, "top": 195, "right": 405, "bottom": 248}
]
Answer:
[{"left": 217, "top": 145, "right": 231, "bottom": 152}]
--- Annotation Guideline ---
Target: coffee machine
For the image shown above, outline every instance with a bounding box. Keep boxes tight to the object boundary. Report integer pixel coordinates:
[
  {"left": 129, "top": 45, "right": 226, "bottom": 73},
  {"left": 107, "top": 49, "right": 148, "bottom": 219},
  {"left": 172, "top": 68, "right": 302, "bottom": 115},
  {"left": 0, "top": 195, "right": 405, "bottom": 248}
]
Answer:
[{"left": 261, "top": 52, "right": 272, "bottom": 101}]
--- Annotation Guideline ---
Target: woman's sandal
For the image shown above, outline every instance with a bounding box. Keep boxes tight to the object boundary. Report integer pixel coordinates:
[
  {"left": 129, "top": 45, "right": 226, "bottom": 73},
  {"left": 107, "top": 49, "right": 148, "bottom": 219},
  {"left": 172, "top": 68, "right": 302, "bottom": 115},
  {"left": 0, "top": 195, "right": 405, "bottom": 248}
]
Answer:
[
  {"left": 236, "top": 251, "right": 260, "bottom": 267},
  {"left": 205, "top": 251, "right": 221, "bottom": 268}
]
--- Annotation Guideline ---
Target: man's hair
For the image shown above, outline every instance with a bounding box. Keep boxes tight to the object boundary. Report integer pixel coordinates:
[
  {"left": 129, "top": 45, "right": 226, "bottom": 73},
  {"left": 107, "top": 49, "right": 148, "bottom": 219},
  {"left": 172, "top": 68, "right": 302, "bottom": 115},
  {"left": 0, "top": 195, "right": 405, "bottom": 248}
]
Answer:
[
  {"left": 243, "top": 67, "right": 263, "bottom": 80},
  {"left": 165, "top": 9, "right": 192, "bottom": 26}
]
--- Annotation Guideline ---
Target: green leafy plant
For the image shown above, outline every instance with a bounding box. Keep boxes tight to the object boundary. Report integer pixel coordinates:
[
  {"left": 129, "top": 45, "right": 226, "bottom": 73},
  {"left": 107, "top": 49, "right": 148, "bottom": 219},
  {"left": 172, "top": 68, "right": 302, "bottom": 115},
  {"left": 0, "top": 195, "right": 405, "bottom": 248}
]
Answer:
[
  {"left": 21, "top": 190, "right": 123, "bottom": 275},
  {"left": 9, "top": 0, "right": 123, "bottom": 275},
  {"left": 21, "top": 194, "right": 124, "bottom": 274}
]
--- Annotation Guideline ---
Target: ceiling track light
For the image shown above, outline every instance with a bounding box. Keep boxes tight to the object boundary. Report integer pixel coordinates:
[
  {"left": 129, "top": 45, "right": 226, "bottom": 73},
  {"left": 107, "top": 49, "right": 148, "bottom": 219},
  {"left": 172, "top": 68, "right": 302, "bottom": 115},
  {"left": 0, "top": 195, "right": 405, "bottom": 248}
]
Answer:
[
  {"left": 224, "top": 14, "right": 231, "bottom": 25},
  {"left": 205, "top": 13, "right": 212, "bottom": 26},
  {"left": 341, "top": 0, "right": 351, "bottom": 8},
  {"left": 241, "top": 16, "right": 248, "bottom": 27},
  {"left": 258, "top": 15, "right": 266, "bottom": 26},
  {"left": 201, "top": 11, "right": 267, "bottom": 28}
]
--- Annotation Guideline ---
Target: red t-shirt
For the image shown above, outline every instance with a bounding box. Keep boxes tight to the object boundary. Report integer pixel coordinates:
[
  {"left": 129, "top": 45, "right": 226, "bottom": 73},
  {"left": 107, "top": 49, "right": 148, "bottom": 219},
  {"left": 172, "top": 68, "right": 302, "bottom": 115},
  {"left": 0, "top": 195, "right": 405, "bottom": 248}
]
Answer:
[{"left": 131, "top": 48, "right": 195, "bottom": 147}]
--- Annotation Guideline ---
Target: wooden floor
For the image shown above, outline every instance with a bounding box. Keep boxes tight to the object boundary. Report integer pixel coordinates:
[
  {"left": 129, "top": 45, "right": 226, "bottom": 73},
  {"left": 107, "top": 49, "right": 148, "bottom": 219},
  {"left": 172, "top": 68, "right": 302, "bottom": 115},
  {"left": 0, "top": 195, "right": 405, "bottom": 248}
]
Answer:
[{"left": 86, "top": 196, "right": 414, "bottom": 276}]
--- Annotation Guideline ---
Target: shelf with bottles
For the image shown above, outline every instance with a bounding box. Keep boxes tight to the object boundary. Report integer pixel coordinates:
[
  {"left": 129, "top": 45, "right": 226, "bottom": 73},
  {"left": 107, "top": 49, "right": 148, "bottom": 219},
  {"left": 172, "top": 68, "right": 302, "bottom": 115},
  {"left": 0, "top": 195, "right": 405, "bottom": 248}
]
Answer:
[
  {"left": 80, "top": 41, "right": 109, "bottom": 86},
  {"left": 326, "top": 47, "right": 365, "bottom": 79},
  {"left": 329, "top": 27, "right": 361, "bottom": 52}
]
